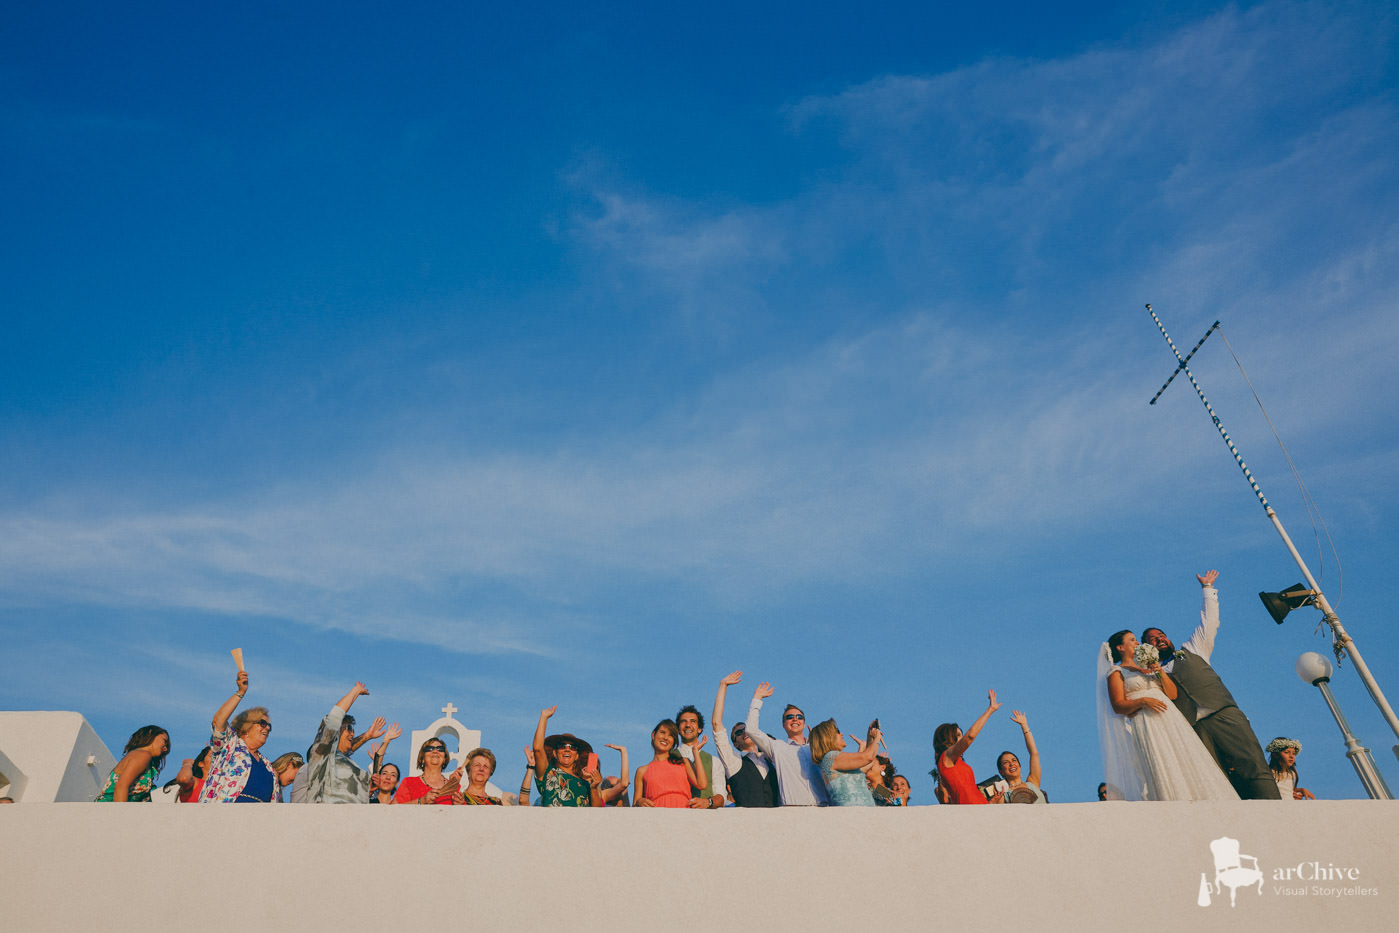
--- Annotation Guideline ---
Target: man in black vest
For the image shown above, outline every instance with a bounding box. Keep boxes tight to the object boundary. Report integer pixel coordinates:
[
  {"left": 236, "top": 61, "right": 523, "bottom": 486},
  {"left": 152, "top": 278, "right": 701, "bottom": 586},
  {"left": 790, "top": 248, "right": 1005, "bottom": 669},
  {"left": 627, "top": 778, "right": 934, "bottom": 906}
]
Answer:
[
  {"left": 1142, "top": 570, "right": 1280, "bottom": 800},
  {"left": 710, "top": 670, "right": 778, "bottom": 807}
]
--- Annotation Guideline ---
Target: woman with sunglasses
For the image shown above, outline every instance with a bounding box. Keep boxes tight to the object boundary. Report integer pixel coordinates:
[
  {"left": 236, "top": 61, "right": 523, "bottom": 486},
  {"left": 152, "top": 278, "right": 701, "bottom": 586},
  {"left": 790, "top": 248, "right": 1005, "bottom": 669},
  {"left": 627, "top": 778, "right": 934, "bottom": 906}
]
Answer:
[
  {"left": 200, "top": 670, "right": 279, "bottom": 803},
  {"left": 531, "top": 706, "right": 603, "bottom": 807},
  {"left": 395, "top": 739, "right": 462, "bottom": 805}
]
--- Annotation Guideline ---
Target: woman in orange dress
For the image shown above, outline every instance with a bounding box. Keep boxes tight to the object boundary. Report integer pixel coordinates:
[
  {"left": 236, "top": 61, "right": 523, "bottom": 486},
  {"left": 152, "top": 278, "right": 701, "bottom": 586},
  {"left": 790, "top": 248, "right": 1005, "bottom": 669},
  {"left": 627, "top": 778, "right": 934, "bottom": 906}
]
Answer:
[{"left": 634, "top": 719, "right": 706, "bottom": 807}]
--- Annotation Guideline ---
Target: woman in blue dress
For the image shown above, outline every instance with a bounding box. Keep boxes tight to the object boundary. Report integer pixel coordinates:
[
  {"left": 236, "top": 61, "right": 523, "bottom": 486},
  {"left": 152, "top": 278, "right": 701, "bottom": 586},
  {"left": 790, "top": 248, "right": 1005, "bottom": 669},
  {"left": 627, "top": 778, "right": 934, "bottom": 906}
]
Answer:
[{"left": 810, "top": 718, "right": 883, "bottom": 806}]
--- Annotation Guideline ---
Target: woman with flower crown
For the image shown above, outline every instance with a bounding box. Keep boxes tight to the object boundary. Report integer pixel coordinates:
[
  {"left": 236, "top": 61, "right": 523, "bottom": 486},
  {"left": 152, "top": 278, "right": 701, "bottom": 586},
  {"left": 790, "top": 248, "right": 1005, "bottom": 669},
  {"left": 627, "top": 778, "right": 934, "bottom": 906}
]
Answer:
[{"left": 1097, "top": 629, "right": 1238, "bottom": 801}]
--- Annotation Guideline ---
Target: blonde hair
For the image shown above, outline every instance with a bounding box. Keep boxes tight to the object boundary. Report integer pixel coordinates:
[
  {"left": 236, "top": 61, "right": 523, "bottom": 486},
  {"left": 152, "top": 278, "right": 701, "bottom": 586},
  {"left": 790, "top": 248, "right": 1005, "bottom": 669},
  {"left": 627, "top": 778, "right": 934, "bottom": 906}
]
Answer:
[
  {"left": 270, "top": 752, "right": 304, "bottom": 779},
  {"left": 231, "top": 707, "right": 271, "bottom": 737},
  {"left": 464, "top": 747, "right": 497, "bottom": 777},
  {"left": 808, "top": 719, "right": 842, "bottom": 767}
]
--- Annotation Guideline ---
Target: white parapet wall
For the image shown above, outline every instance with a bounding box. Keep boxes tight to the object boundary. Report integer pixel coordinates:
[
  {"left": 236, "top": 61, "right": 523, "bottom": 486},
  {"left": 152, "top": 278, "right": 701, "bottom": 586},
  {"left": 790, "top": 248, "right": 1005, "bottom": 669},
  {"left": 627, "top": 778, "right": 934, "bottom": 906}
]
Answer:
[{"left": 1, "top": 800, "right": 1393, "bottom": 930}]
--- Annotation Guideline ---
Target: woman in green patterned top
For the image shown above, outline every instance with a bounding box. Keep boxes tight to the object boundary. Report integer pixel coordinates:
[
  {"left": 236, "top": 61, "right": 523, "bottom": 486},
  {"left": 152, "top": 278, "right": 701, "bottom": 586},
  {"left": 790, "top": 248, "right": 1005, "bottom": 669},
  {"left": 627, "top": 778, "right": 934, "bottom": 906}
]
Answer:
[
  {"left": 95, "top": 725, "right": 170, "bottom": 802},
  {"left": 531, "top": 706, "right": 602, "bottom": 807}
]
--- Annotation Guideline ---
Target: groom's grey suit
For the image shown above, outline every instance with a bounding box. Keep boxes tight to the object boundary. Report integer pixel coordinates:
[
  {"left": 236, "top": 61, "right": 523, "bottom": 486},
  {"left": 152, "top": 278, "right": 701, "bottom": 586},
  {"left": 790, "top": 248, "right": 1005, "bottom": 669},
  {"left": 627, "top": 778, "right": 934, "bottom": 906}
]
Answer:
[{"left": 1154, "top": 585, "right": 1280, "bottom": 800}]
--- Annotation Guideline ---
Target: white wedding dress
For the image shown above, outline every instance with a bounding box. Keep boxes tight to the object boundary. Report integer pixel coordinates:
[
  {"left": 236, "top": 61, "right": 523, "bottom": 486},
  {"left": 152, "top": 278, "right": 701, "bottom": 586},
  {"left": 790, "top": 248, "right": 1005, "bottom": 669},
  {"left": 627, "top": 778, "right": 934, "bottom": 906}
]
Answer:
[{"left": 1097, "top": 650, "right": 1239, "bottom": 802}]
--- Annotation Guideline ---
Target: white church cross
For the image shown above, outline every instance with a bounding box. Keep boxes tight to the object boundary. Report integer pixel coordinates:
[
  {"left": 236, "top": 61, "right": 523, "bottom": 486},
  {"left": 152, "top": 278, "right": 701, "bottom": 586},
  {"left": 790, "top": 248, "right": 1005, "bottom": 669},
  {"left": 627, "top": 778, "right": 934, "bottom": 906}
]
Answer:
[{"left": 441, "top": 703, "right": 458, "bottom": 718}]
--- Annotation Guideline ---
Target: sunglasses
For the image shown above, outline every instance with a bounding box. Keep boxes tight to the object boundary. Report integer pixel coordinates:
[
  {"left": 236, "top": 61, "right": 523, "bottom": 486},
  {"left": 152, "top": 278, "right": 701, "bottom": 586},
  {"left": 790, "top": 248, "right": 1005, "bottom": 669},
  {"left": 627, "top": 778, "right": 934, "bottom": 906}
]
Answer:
[
  {"left": 783, "top": 713, "right": 804, "bottom": 722},
  {"left": 555, "top": 743, "right": 578, "bottom": 752},
  {"left": 423, "top": 745, "right": 447, "bottom": 753},
  {"left": 252, "top": 720, "right": 272, "bottom": 731}
]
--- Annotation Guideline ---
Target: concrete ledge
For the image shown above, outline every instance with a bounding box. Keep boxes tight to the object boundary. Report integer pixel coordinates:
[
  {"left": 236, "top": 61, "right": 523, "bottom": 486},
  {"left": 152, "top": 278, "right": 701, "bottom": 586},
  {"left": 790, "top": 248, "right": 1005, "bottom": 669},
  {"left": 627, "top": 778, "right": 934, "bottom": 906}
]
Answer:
[{"left": 2, "top": 801, "right": 1393, "bottom": 930}]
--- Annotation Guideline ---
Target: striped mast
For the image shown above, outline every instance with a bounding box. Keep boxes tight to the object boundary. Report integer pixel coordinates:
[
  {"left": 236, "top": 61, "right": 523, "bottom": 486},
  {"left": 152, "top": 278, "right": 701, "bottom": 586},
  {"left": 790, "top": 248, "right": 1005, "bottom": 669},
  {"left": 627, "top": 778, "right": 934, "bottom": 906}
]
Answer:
[{"left": 1146, "top": 304, "right": 1399, "bottom": 764}]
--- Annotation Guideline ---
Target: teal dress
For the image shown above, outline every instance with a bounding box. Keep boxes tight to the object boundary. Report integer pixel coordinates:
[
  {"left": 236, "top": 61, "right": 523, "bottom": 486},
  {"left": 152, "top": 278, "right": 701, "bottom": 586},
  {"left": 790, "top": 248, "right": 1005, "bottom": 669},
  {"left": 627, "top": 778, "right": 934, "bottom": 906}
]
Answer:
[
  {"left": 820, "top": 751, "right": 876, "bottom": 806},
  {"left": 535, "top": 767, "right": 594, "bottom": 806},
  {"left": 95, "top": 762, "right": 159, "bottom": 802}
]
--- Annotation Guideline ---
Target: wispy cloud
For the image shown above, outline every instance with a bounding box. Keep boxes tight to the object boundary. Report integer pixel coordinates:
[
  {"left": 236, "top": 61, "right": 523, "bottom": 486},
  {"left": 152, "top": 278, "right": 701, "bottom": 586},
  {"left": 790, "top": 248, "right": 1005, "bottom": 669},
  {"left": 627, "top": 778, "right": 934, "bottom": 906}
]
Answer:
[{"left": 3, "top": 0, "right": 1396, "bottom": 678}]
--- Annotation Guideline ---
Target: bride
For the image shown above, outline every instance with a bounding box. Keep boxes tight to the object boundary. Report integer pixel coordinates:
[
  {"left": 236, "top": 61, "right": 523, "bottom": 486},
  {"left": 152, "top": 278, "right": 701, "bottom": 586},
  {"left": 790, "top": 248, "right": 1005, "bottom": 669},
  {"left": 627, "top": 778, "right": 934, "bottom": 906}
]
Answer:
[{"left": 1097, "top": 630, "right": 1237, "bottom": 801}]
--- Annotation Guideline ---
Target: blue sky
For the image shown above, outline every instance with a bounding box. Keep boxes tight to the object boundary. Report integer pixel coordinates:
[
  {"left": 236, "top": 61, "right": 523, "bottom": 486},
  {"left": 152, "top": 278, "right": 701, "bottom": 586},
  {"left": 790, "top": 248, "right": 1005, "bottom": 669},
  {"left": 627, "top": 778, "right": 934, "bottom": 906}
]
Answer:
[{"left": 3, "top": 1, "right": 1398, "bottom": 802}]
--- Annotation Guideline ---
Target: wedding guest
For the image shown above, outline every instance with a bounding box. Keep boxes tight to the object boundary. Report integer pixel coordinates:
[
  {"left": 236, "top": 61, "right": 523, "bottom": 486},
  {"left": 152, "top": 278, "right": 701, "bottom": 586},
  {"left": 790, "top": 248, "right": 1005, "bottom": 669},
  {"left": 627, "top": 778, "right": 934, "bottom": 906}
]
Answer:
[
  {"left": 162, "top": 746, "right": 210, "bottom": 803},
  {"left": 745, "top": 682, "right": 829, "bottom": 806},
  {"left": 810, "top": 718, "right": 882, "bottom": 806},
  {"left": 634, "top": 720, "right": 706, "bottom": 807},
  {"left": 395, "top": 738, "right": 461, "bottom": 805},
  {"left": 869, "top": 755, "right": 900, "bottom": 805},
  {"left": 369, "top": 764, "right": 400, "bottom": 804},
  {"left": 600, "top": 776, "right": 630, "bottom": 806},
  {"left": 598, "top": 744, "right": 630, "bottom": 805},
  {"left": 710, "top": 671, "right": 777, "bottom": 808},
  {"left": 95, "top": 726, "right": 170, "bottom": 802},
  {"left": 514, "top": 746, "right": 536, "bottom": 806},
  {"left": 200, "top": 671, "right": 278, "bottom": 803},
  {"left": 289, "top": 724, "right": 390, "bottom": 804},
  {"left": 270, "top": 752, "right": 304, "bottom": 803},
  {"left": 303, "top": 682, "right": 388, "bottom": 804},
  {"left": 996, "top": 710, "right": 1046, "bottom": 804},
  {"left": 891, "top": 774, "right": 912, "bottom": 806},
  {"left": 531, "top": 706, "right": 602, "bottom": 807},
  {"left": 1267, "top": 737, "right": 1315, "bottom": 800},
  {"left": 456, "top": 748, "right": 503, "bottom": 805},
  {"left": 933, "top": 690, "right": 1003, "bottom": 804},
  {"left": 676, "top": 704, "right": 725, "bottom": 808}
]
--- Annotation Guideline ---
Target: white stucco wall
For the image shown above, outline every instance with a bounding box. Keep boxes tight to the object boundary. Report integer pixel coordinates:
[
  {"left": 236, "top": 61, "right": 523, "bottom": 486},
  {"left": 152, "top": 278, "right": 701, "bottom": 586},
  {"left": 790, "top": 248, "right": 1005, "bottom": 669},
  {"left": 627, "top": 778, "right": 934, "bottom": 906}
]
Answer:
[
  {"left": 2, "top": 800, "right": 1393, "bottom": 931},
  {"left": 0, "top": 711, "right": 116, "bottom": 802}
]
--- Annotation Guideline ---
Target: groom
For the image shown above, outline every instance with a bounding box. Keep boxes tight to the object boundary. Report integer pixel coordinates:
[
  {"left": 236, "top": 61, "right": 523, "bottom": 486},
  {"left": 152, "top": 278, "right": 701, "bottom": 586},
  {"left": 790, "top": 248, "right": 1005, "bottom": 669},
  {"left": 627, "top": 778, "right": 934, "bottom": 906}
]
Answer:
[{"left": 1142, "top": 569, "right": 1280, "bottom": 800}]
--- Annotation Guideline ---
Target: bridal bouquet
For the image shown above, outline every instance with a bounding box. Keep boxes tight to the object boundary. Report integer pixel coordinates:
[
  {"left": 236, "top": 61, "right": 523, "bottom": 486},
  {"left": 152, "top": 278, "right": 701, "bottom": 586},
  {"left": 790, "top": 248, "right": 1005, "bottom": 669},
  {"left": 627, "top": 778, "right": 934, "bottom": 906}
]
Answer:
[{"left": 1134, "top": 643, "right": 1160, "bottom": 669}]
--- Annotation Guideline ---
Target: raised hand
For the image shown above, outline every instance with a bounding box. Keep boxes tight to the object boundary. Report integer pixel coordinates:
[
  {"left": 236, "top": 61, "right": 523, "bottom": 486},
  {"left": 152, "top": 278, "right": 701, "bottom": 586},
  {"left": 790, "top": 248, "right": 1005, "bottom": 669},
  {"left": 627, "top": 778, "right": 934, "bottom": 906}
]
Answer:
[
  {"left": 364, "top": 716, "right": 387, "bottom": 741},
  {"left": 1009, "top": 710, "right": 1028, "bottom": 728},
  {"left": 720, "top": 671, "right": 742, "bottom": 687},
  {"left": 1197, "top": 569, "right": 1219, "bottom": 587},
  {"left": 987, "top": 690, "right": 1001, "bottom": 713},
  {"left": 754, "top": 682, "right": 774, "bottom": 700},
  {"left": 523, "top": 745, "right": 537, "bottom": 767},
  {"left": 383, "top": 723, "right": 401, "bottom": 743},
  {"left": 695, "top": 735, "right": 708, "bottom": 751},
  {"left": 235, "top": 671, "right": 249, "bottom": 695},
  {"left": 541, "top": 705, "right": 557, "bottom": 719}
]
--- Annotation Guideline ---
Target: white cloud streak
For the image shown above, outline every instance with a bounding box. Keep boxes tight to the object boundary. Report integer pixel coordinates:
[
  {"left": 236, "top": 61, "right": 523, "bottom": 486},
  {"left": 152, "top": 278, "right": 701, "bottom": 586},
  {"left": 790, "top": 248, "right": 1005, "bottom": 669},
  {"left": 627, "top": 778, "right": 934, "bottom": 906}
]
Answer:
[{"left": 3, "top": 2, "right": 1397, "bottom": 659}]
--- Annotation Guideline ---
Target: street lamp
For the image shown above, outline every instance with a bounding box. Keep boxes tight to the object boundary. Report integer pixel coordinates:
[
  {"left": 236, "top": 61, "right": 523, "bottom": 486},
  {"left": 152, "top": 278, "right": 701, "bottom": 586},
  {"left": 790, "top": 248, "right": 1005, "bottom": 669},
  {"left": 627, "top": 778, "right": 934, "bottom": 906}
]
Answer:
[{"left": 1296, "top": 652, "right": 1394, "bottom": 799}]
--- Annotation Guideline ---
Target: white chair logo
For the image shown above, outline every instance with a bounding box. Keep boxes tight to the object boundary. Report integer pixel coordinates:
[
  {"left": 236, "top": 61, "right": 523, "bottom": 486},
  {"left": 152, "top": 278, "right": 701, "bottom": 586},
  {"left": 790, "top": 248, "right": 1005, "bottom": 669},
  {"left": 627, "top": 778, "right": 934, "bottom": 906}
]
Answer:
[{"left": 1198, "top": 836, "right": 1264, "bottom": 907}]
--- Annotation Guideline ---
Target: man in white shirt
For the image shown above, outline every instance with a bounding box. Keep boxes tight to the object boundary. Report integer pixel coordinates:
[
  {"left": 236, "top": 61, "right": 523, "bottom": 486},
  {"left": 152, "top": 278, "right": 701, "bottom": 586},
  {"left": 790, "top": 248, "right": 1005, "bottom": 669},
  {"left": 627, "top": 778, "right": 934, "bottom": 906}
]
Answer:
[
  {"left": 676, "top": 703, "right": 726, "bottom": 809},
  {"left": 745, "top": 681, "right": 829, "bottom": 806}
]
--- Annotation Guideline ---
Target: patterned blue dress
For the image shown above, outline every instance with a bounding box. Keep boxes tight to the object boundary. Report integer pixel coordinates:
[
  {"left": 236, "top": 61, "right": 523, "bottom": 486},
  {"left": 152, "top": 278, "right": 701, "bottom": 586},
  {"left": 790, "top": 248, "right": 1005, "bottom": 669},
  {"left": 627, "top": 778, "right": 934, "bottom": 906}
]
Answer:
[{"left": 820, "top": 751, "right": 876, "bottom": 806}]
